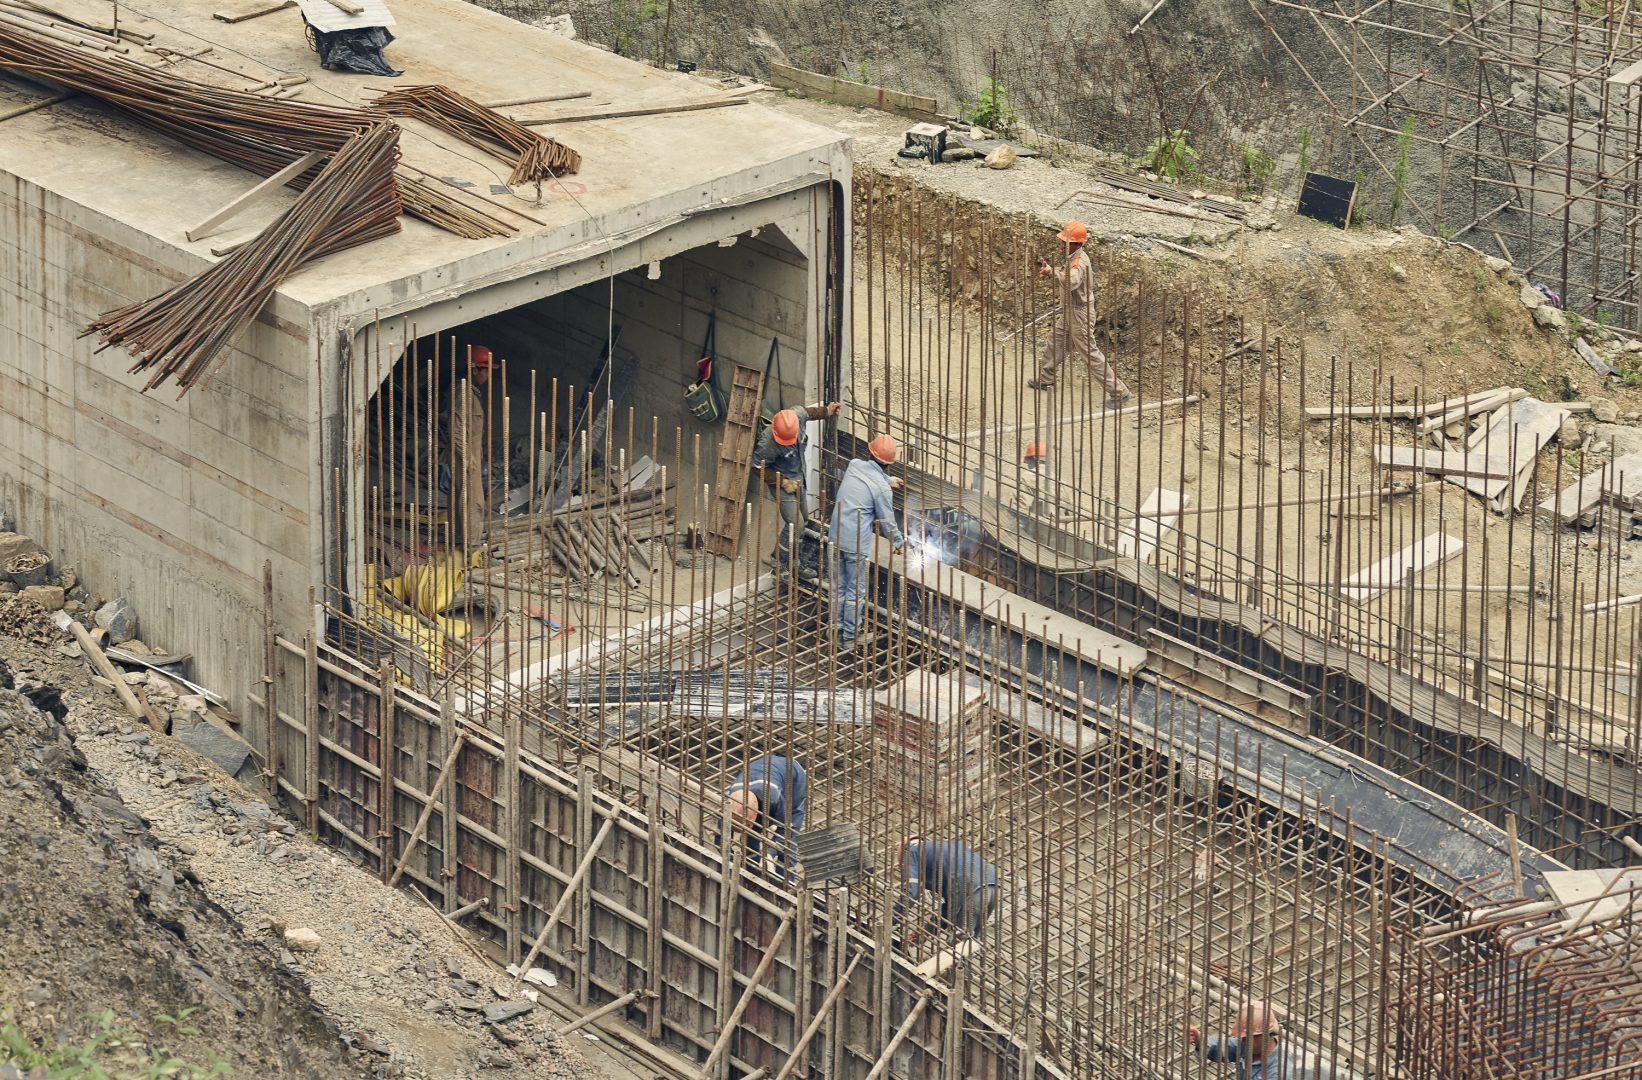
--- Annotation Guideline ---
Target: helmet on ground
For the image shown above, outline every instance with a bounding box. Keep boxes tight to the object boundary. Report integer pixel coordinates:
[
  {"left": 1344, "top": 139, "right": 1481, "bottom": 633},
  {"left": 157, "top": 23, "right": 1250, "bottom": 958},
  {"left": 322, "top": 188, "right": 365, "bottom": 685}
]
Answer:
[
  {"left": 470, "top": 345, "right": 498, "bottom": 369},
  {"left": 1057, "top": 221, "right": 1089, "bottom": 244},
  {"left": 771, "top": 409, "right": 801, "bottom": 446},
  {"left": 868, "top": 435, "right": 899, "bottom": 465}
]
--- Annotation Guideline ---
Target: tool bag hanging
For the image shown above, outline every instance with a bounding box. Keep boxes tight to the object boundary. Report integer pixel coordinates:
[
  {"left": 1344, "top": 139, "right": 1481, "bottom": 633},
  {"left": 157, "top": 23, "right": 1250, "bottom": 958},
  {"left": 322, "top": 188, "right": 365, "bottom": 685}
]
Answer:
[
  {"left": 756, "top": 337, "right": 782, "bottom": 435},
  {"left": 684, "top": 313, "right": 726, "bottom": 423}
]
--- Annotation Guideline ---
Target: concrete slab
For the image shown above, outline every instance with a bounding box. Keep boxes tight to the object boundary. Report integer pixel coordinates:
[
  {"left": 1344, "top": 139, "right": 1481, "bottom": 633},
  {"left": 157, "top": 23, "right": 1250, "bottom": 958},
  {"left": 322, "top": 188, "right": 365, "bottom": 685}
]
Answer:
[{"left": 0, "top": 0, "right": 848, "bottom": 313}]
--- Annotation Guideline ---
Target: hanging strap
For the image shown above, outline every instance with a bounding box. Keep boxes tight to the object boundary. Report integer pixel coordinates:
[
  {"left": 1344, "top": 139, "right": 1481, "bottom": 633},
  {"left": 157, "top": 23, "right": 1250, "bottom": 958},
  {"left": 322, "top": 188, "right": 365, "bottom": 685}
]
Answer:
[
  {"left": 760, "top": 336, "right": 781, "bottom": 412},
  {"left": 695, "top": 312, "right": 719, "bottom": 390}
]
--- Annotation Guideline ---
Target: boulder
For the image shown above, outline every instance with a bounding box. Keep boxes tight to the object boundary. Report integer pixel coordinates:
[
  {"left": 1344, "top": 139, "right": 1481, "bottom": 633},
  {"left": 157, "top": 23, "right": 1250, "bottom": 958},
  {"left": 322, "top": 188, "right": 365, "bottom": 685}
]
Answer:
[
  {"left": 0, "top": 532, "right": 43, "bottom": 566},
  {"left": 1532, "top": 304, "right": 1566, "bottom": 331},
  {"left": 94, "top": 597, "right": 137, "bottom": 645},
  {"left": 18, "top": 585, "right": 64, "bottom": 610},
  {"left": 284, "top": 927, "right": 322, "bottom": 953},
  {"left": 1592, "top": 398, "right": 1620, "bottom": 423},
  {"left": 1519, "top": 282, "right": 1545, "bottom": 310},
  {"left": 984, "top": 144, "right": 1017, "bottom": 170},
  {"left": 174, "top": 718, "right": 252, "bottom": 777},
  {"left": 1558, "top": 416, "right": 1583, "bottom": 447}
]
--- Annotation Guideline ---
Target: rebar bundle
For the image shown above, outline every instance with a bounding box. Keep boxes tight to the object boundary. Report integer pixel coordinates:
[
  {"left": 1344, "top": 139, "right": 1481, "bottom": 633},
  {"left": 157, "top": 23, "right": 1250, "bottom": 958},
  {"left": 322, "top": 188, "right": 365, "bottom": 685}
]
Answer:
[
  {"left": 0, "top": 21, "right": 513, "bottom": 392},
  {"left": 370, "top": 84, "right": 582, "bottom": 184},
  {"left": 87, "top": 121, "right": 403, "bottom": 392}
]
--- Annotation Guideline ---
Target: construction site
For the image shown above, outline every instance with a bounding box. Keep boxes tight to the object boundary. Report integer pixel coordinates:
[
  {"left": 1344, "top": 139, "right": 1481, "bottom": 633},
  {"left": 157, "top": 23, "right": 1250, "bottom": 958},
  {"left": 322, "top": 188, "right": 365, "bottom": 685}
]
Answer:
[{"left": 3, "top": 0, "right": 1642, "bottom": 1078}]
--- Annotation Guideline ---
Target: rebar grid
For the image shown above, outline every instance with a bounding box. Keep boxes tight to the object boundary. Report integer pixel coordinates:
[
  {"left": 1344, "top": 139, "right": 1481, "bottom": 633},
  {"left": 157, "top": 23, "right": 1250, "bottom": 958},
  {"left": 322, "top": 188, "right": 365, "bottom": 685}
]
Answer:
[{"left": 322, "top": 172, "right": 1642, "bottom": 1075}]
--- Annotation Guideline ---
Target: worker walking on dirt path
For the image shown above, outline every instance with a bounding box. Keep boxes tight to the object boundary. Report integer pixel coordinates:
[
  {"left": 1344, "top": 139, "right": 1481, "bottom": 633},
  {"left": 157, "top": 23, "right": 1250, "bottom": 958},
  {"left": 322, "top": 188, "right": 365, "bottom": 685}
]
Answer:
[
  {"left": 829, "top": 436, "right": 906, "bottom": 651},
  {"left": 893, "top": 838, "right": 1000, "bottom": 940},
  {"left": 751, "top": 401, "right": 842, "bottom": 582},
  {"left": 1026, "top": 221, "right": 1130, "bottom": 406},
  {"left": 727, "top": 754, "right": 808, "bottom": 881},
  {"left": 1189, "top": 1000, "right": 1356, "bottom": 1079}
]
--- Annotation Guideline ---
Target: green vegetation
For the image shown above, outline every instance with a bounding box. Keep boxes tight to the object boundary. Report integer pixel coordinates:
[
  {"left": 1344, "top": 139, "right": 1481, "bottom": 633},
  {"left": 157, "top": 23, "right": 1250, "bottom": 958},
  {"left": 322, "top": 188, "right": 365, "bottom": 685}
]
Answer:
[
  {"left": 1239, "top": 145, "right": 1277, "bottom": 195},
  {"left": 609, "top": 0, "right": 662, "bottom": 58},
  {"left": 1391, "top": 115, "right": 1416, "bottom": 219},
  {"left": 962, "top": 77, "right": 1016, "bottom": 132},
  {"left": 1296, "top": 127, "right": 1312, "bottom": 179},
  {"left": 1143, "top": 128, "right": 1199, "bottom": 180},
  {"left": 1616, "top": 356, "right": 1642, "bottom": 388},
  {"left": 1350, "top": 168, "right": 1368, "bottom": 225},
  {"left": 2, "top": 1010, "right": 230, "bottom": 1080}
]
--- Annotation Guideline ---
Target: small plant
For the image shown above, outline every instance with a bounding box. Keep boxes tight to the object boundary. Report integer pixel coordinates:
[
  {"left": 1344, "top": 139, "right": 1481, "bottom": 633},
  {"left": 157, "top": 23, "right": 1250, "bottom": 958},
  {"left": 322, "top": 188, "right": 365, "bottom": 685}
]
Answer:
[
  {"left": 1473, "top": 266, "right": 1489, "bottom": 293},
  {"left": 1437, "top": 222, "right": 1454, "bottom": 240},
  {"left": 2, "top": 1010, "right": 230, "bottom": 1080},
  {"left": 1296, "top": 126, "right": 1313, "bottom": 178},
  {"left": 1521, "top": 360, "right": 1555, "bottom": 399},
  {"left": 1143, "top": 128, "right": 1199, "bottom": 180},
  {"left": 609, "top": 0, "right": 662, "bottom": 58},
  {"left": 1566, "top": 311, "right": 1585, "bottom": 338},
  {"left": 962, "top": 77, "right": 1016, "bottom": 133},
  {"left": 1239, "top": 145, "right": 1277, "bottom": 195},
  {"left": 1350, "top": 168, "right": 1369, "bottom": 225},
  {"left": 1391, "top": 115, "right": 1416, "bottom": 219},
  {"left": 1597, "top": 308, "right": 1613, "bottom": 328},
  {"left": 1617, "top": 358, "right": 1642, "bottom": 388}
]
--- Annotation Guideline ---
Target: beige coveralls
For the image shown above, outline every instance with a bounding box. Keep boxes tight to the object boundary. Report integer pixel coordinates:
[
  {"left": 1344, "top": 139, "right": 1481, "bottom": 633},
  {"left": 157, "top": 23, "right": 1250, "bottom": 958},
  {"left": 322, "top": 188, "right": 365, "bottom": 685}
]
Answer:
[
  {"left": 1032, "top": 247, "right": 1129, "bottom": 399},
  {"left": 448, "top": 380, "right": 488, "bottom": 552}
]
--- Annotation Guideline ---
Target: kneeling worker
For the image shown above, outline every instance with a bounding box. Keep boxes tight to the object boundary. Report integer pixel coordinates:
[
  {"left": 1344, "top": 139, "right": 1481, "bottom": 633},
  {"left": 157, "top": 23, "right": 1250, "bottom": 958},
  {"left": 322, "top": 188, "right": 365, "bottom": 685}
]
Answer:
[
  {"left": 726, "top": 753, "right": 808, "bottom": 881},
  {"left": 893, "top": 837, "right": 999, "bottom": 941}
]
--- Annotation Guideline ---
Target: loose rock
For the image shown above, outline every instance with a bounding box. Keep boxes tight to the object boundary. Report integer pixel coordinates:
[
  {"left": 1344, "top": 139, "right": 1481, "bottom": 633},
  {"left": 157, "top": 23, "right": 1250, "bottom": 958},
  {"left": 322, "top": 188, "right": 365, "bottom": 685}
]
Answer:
[
  {"left": 285, "top": 927, "right": 324, "bottom": 953},
  {"left": 95, "top": 597, "right": 138, "bottom": 645},
  {"left": 18, "top": 585, "right": 64, "bottom": 611}
]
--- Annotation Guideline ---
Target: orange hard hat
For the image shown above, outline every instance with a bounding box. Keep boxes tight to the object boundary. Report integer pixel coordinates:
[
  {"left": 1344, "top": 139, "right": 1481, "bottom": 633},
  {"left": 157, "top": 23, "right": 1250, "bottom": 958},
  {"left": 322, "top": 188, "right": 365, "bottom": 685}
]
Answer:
[
  {"left": 470, "top": 345, "right": 498, "bottom": 370},
  {"left": 868, "top": 435, "right": 899, "bottom": 465},
  {"left": 1024, "top": 441, "right": 1046, "bottom": 460},
  {"left": 771, "top": 408, "right": 801, "bottom": 446},
  {"left": 1057, "top": 221, "right": 1089, "bottom": 244}
]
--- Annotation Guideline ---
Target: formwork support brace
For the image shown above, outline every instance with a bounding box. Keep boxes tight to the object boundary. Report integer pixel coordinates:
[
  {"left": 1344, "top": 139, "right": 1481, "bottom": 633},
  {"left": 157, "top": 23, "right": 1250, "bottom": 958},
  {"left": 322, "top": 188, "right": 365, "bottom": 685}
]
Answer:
[
  {"left": 511, "top": 811, "right": 619, "bottom": 989},
  {"left": 863, "top": 990, "right": 935, "bottom": 1080},
  {"left": 697, "top": 909, "right": 798, "bottom": 1079},
  {"left": 773, "top": 951, "right": 867, "bottom": 1080}
]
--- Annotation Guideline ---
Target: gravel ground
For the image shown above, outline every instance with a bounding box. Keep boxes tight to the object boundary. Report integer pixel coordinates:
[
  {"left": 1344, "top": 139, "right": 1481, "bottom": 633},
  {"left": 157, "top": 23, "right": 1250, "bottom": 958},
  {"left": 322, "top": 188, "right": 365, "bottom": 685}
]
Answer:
[{"left": 0, "top": 625, "right": 600, "bottom": 1080}]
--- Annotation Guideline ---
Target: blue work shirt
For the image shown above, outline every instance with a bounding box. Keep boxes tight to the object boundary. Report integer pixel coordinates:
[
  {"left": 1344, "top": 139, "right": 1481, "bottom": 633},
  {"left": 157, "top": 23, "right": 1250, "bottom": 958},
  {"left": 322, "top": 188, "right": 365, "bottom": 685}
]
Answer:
[
  {"left": 899, "top": 839, "right": 998, "bottom": 936},
  {"left": 1200, "top": 1038, "right": 1350, "bottom": 1080},
  {"left": 829, "top": 458, "right": 904, "bottom": 554},
  {"left": 726, "top": 755, "right": 808, "bottom": 878}
]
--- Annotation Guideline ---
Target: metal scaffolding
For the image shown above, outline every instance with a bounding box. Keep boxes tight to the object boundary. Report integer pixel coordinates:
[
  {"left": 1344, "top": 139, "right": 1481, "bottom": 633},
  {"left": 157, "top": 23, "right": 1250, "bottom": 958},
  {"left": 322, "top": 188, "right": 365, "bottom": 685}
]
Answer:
[{"left": 1250, "top": 0, "right": 1642, "bottom": 325}]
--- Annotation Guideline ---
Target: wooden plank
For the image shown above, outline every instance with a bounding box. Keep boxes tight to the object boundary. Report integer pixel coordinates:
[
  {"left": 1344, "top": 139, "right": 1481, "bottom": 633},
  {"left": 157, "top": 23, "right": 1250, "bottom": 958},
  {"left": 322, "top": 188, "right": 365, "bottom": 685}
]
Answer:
[
  {"left": 1474, "top": 399, "right": 1568, "bottom": 510},
  {"left": 186, "top": 150, "right": 323, "bottom": 242},
  {"left": 766, "top": 61, "right": 939, "bottom": 115},
  {"left": 1115, "top": 487, "right": 1190, "bottom": 563},
  {"left": 1610, "top": 57, "right": 1642, "bottom": 86},
  {"left": 1340, "top": 532, "right": 1463, "bottom": 602},
  {"left": 705, "top": 364, "right": 766, "bottom": 558},
  {"left": 1304, "top": 387, "right": 1508, "bottom": 420},
  {"left": 1414, "top": 387, "right": 1523, "bottom": 434},
  {"left": 212, "top": 0, "right": 293, "bottom": 21},
  {"left": 520, "top": 97, "right": 747, "bottom": 126},
  {"left": 1375, "top": 445, "right": 1515, "bottom": 481}
]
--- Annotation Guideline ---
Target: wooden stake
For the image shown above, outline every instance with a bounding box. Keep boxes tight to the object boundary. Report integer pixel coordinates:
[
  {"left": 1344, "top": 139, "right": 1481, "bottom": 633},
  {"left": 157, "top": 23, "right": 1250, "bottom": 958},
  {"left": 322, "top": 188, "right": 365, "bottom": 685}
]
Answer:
[
  {"left": 1505, "top": 812, "right": 1524, "bottom": 896},
  {"left": 772, "top": 952, "right": 865, "bottom": 1080},
  {"left": 386, "top": 731, "right": 468, "bottom": 887},
  {"left": 67, "top": 619, "right": 147, "bottom": 724},
  {"left": 510, "top": 811, "right": 618, "bottom": 988},
  {"left": 862, "top": 990, "right": 934, "bottom": 1080},
  {"left": 696, "top": 909, "right": 797, "bottom": 1078},
  {"left": 559, "top": 989, "right": 642, "bottom": 1037}
]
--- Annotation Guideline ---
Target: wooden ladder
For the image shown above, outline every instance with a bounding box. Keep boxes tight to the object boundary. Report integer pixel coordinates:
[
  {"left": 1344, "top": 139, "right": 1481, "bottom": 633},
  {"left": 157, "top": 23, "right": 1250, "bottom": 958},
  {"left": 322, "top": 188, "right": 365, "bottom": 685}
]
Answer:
[{"left": 705, "top": 364, "right": 766, "bottom": 557}]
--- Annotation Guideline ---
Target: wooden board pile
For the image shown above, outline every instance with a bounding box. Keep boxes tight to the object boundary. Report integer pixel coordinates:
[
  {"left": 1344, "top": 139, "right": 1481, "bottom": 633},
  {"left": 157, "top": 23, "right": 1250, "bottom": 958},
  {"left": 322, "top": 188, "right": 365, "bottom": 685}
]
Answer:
[
  {"left": 1539, "top": 450, "right": 1642, "bottom": 533},
  {"left": 873, "top": 667, "right": 996, "bottom": 824},
  {"left": 487, "top": 481, "right": 673, "bottom": 589},
  {"left": 1309, "top": 387, "right": 1587, "bottom": 513}
]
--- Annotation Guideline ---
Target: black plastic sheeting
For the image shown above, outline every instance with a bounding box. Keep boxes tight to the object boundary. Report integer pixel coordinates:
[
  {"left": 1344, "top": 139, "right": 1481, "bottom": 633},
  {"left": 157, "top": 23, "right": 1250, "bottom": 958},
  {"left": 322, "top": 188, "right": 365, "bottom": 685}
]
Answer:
[{"left": 891, "top": 574, "right": 1562, "bottom": 902}]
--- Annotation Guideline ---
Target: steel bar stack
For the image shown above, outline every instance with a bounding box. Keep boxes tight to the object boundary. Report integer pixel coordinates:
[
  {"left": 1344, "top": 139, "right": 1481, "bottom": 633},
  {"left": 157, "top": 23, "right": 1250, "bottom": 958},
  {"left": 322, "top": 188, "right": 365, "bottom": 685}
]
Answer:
[
  {"left": 0, "top": 20, "right": 512, "bottom": 392},
  {"left": 370, "top": 84, "right": 582, "bottom": 184}
]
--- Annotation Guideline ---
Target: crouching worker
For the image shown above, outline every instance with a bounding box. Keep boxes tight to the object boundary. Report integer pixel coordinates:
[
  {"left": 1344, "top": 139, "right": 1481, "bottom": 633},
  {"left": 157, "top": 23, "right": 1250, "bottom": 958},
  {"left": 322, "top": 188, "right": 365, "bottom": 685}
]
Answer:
[
  {"left": 893, "top": 837, "right": 999, "bottom": 942},
  {"left": 726, "top": 753, "right": 808, "bottom": 882}
]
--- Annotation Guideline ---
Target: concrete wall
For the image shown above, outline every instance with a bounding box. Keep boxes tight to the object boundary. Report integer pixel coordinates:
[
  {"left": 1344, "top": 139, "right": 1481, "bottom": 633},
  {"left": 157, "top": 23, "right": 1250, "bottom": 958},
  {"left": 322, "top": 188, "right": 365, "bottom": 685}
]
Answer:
[{"left": 0, "top": 172, "right": 315, "bottom": 748}]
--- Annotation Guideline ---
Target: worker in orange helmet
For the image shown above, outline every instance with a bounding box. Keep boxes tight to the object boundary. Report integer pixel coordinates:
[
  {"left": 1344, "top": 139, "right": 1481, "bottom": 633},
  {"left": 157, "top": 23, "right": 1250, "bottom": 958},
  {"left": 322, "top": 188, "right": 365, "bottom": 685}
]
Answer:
[
  {"left": 1189, "top": 999, "right": 1358, "bottom": 1079},
  {"left": 1027, "top": 221, "right": 1130, "bottom": 407},
  {"left": 750, "top": 399, "right": 842, "bottom": 582},
  {"left": 1022, "top": 440, "right": 1052, "bottom": 517},
  {"left": 828, "top": 435, "right": 905, "bottom": 651}
]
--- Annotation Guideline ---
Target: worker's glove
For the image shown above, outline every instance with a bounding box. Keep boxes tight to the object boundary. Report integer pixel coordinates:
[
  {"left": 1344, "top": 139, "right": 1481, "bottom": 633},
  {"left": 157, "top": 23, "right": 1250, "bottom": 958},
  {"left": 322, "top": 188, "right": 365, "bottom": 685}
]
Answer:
[{"left": 780, "top": 477, "right": 801, "bottom": 494}]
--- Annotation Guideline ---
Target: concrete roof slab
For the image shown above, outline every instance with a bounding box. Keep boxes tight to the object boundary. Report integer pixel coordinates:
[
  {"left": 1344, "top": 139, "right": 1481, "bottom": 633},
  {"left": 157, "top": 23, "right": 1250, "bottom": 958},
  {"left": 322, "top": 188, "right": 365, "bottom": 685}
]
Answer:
[{"left": 0, "top": 0, "right": 847, "bottom": 312}]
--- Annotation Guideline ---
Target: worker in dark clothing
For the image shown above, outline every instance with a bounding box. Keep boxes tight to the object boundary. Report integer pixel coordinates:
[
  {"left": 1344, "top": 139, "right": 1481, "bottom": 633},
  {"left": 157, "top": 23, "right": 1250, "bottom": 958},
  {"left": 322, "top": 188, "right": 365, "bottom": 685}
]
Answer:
[
  {"left": 750, "top": 401, "right": 841, "bottom": 581},
  {"left": 726, "top": 754, "right": 808, "bottom": 882},
  {"left": 893, "top": 838, "right": 999, "bottom": 940},
  {"left": 1189, "top": 1001, "right": 1358, "bottom": 1079}
]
